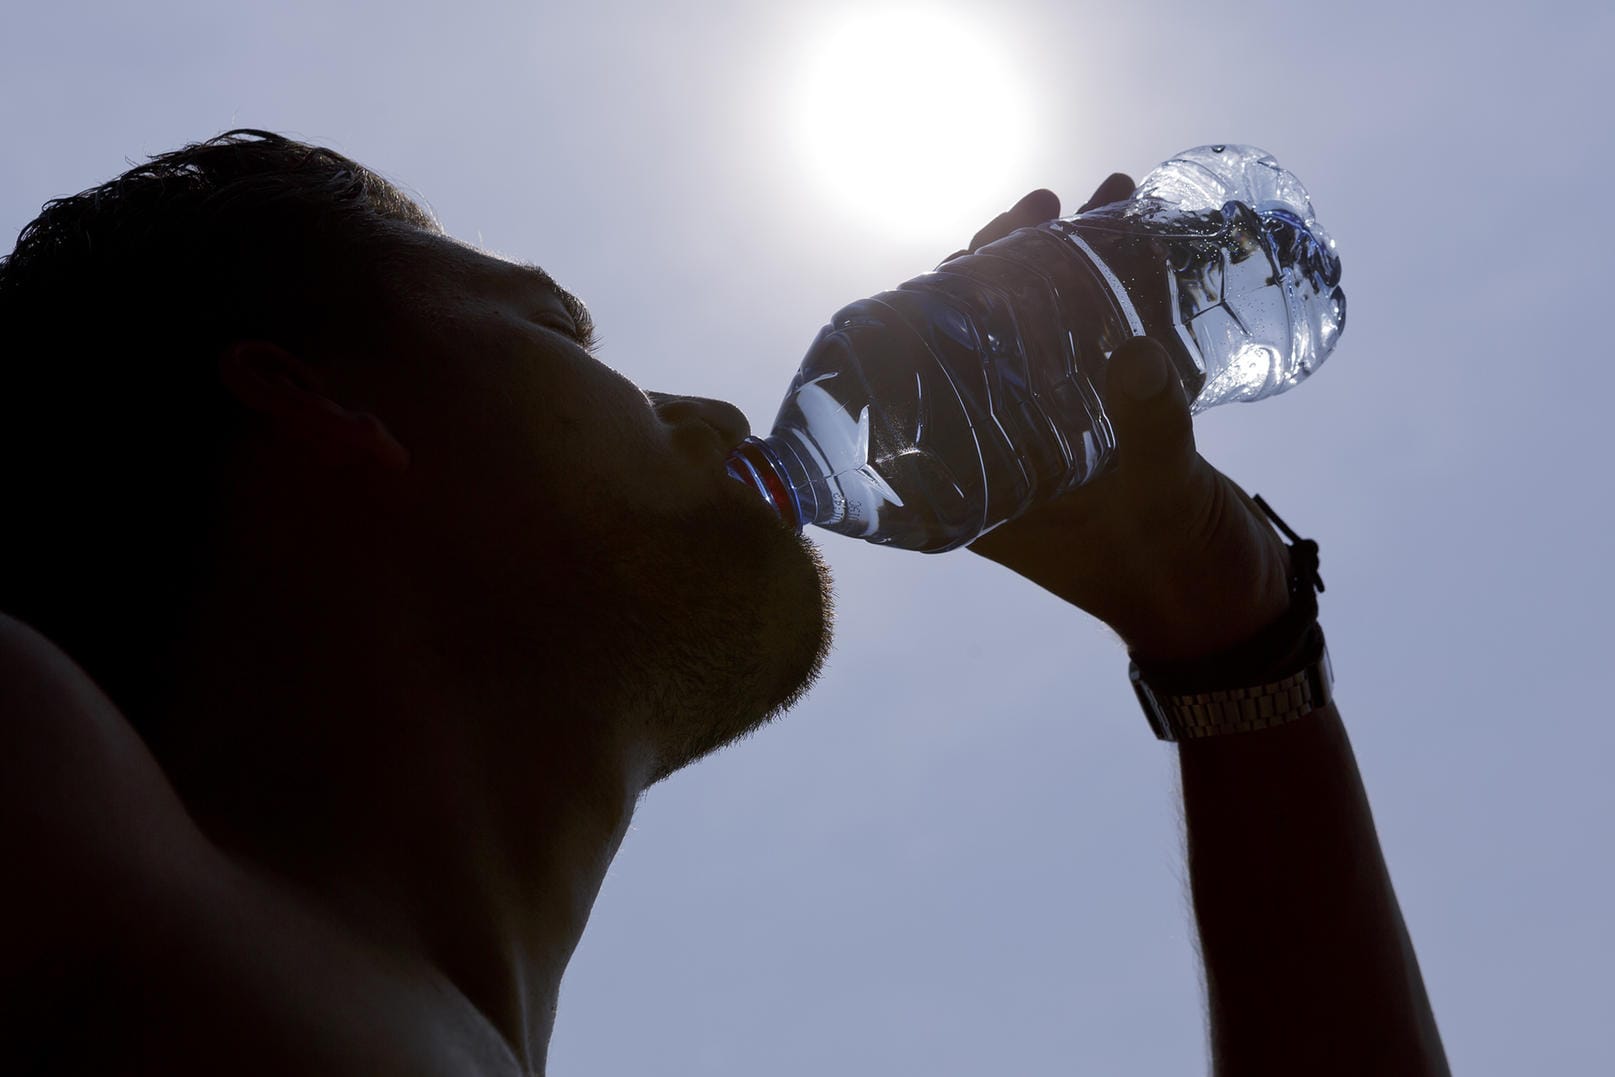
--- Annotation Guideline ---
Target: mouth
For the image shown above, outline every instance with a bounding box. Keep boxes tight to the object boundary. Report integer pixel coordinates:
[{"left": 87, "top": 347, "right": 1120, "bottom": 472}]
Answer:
[
  {"left": 724, "top": 437, "right": 802, "bottom": 531},
  {"left": 712, "top": 453, "right": 806, "bottom": 542}
]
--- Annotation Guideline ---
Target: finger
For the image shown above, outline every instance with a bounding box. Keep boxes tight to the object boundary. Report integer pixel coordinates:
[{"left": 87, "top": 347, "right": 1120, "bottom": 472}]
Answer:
[
  {"left": 1078, "top": 172, "right": 1135, "bottom": 213},
  {"left": 1007, "top": 186, "right": 1060, "bottom": 225},
  {"left": 1102, "top": 337, "right": 1196, "bottom": 508},
  {"left": 968, "top": 188, "right": 1060, "bottom": 252}
]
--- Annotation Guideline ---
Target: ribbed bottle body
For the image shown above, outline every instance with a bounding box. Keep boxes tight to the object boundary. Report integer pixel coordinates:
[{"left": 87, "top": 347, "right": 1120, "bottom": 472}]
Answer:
[{"left": 737, "top": 146, "right": 1344, "bottom": 552}]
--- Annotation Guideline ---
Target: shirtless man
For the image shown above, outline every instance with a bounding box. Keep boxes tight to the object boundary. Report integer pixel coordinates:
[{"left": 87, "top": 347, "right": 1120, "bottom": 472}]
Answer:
[{"left": 0, "top": 131, "right": 1449, "bottom": 1075}]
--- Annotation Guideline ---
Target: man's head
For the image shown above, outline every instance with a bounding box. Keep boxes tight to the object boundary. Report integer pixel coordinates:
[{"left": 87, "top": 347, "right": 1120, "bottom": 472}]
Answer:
[{"left": 0, "top": 130, "right": 831, "bottom": 783}]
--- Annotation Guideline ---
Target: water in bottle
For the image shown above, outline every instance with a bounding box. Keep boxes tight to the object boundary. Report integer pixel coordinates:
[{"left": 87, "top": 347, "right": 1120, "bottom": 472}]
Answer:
[{"left": 725, "top": 144, "right": 1345, "bottom": 553}]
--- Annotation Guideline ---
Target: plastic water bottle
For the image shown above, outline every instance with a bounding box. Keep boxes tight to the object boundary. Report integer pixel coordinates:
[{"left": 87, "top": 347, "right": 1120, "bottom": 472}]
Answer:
[{"left": 725, "top": 144, "right": 1345, "bottom": 553}]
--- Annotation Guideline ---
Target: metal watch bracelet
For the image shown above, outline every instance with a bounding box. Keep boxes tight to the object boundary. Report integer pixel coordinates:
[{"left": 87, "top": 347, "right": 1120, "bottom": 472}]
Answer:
[
  {"left": 1130, "top": 622, "right": 1333, "bottom": 741},
  {"left": 1128, "top": 495, "right": 1332, "bottom": 742}
]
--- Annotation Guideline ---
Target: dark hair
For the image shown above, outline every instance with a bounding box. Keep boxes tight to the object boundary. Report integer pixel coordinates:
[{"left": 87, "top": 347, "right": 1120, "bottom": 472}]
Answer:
[{"left": 0, "top": 129, "right": 436, "bottom": 721}]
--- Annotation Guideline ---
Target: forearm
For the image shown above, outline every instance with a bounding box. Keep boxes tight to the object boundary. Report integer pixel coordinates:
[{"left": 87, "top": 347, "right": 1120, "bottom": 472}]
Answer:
[{"left": 1179, "top": 703, "right": 1449, "bottom": 1076}]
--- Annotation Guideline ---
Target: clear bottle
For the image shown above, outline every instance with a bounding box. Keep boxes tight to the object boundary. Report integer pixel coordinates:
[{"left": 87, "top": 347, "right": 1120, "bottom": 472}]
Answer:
[{"left": 726, "top": 144, "right": 1345, "bottom": 553}]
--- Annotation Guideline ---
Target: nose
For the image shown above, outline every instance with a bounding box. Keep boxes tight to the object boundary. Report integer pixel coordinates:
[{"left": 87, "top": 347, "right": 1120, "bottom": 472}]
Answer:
[{"left": 647, "top": 391, "right": 752, "bottom": 447}]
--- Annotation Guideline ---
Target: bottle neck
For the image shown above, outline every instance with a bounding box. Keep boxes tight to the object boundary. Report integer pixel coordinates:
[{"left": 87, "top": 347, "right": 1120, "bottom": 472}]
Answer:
[{"left": 724, "top": 435, "right": 805, "bottom": 531}]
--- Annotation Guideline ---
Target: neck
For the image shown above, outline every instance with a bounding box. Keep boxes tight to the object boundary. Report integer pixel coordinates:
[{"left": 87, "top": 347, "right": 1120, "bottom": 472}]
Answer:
[{"left": 152, "top": 549, "right": 652, "bottom": 1072}]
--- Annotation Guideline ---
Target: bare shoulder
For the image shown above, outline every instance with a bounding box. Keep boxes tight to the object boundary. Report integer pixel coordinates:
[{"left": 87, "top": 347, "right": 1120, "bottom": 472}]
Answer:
[
  {"left": 0, "top": 614, "right": 212, "bottom": 1046},
  {"left": 0, "top": 616, "right": 511, "bottom": 1074},
  {"left": 0, "top": 613, "right": 206, "bottom": 899}
]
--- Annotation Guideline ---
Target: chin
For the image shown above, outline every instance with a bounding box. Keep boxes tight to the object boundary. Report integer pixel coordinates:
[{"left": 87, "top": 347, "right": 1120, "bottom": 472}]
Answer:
[
  {"left": 639, "top": 502, "right": 835, "bottom": 785},
  {"left": 758, "top": 528, "right": 835, "bottom": 714}
]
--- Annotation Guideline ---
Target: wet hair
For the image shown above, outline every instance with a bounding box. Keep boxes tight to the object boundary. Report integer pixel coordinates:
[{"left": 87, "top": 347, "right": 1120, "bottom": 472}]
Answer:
[{"left": 0, "top": 129, "right": 436, "bottom": 722}]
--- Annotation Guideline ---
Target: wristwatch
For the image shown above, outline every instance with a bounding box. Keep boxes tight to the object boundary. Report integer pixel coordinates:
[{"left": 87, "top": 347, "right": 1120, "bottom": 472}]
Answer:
[
  {"left": 1130, "top": 622, "right": 1333, "bottom": 741},
  {"left": 1128, "top": 494, "right": 1333, "bottom": 742}
]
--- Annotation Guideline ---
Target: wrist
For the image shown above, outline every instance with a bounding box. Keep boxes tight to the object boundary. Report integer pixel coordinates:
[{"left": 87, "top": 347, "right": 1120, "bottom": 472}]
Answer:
[
  {"left": 1131, "top": 620, "right": 1333, "bottom": 742},
  {"left": 1127, "top": 497, "right": 1332, "bottom": 742},
  {"left": 1118, "top": 547, "right": 1292, "bottom": 663}
]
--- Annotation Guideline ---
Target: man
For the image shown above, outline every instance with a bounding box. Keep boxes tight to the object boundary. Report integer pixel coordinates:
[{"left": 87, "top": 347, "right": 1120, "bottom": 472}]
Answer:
[{"left": 0, "top": 130, "right": 1448, "bottom": 1075}]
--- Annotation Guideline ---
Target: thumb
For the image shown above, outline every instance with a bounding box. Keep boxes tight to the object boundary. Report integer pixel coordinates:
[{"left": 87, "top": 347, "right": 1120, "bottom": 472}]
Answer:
[{"left": 1103, "top": 337, "right": 1197, "bottom": 503}]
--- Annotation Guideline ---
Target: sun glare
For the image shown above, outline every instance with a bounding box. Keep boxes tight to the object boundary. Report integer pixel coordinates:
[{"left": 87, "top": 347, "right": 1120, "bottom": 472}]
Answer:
[{"left": 793, "top": 9, "right": 1035, "bottom": 241}]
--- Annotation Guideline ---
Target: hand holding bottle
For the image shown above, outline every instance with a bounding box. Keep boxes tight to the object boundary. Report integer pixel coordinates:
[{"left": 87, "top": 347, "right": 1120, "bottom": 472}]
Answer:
[
  {"left": 956, "top": 178, "right": 1294, "bottom": 662},
  {"left": 971, "top": 333, "right": 1292, "bottom": 661}
]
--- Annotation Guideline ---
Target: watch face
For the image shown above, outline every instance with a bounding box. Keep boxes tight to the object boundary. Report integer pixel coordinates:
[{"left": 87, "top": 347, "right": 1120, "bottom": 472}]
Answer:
[{"left": 1130, "top": 670, "right": 1174, "bottom": 742}]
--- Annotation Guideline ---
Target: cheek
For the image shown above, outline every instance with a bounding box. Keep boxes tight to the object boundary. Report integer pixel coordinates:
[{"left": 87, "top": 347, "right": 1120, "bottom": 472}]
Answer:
[
  {"left": 402, "top": 337, "right": 672, "bottom": 533},
  {"left": 548, "top": 378, "right": 661, "bottom": 480},
  {"left": 516, "top": 376, "right": 678, "bottom": 527}
]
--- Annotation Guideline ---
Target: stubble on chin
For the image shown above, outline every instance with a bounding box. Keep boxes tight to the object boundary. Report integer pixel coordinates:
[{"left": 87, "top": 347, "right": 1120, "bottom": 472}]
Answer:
[{"left": 627, "top": 501, "right": 835, "bottom": 784}]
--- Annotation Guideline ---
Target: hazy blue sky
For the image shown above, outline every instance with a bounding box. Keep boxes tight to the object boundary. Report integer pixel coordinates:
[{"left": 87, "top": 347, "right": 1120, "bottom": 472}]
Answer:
[{"left": 4, "top": 1, "right": 1611, "bottom": 1073}]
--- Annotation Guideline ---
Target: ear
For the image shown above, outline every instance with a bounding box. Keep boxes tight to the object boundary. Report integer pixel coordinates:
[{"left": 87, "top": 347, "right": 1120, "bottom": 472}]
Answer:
[{"left": 218, "top": 341, "right": 410, "bottom": 472}]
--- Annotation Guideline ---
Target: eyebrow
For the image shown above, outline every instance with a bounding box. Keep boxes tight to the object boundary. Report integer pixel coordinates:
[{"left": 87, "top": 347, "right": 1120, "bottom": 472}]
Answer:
[{"left": 509, "top": 260, "right": 596, "bottom": 348}]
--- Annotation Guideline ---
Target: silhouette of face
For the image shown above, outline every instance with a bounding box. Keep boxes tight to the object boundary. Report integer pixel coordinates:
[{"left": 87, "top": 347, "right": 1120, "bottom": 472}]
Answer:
[{"left": 359, "top": 226, "right": 833, "bottom": 780}]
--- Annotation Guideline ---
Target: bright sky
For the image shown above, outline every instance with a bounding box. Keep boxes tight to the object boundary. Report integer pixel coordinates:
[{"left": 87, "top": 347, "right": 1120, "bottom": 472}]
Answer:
[{"left": 3, "top": 1, "right": 1611, "bottom": 1073}]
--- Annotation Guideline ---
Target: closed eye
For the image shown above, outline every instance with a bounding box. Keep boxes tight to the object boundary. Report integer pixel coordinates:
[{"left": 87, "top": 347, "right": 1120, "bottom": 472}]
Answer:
[
  {"left": 504, "top": 260, "right": 600, "bottom": 354},
  {"left": 534, "top": 314, "right": 600, "bottom": 355}
]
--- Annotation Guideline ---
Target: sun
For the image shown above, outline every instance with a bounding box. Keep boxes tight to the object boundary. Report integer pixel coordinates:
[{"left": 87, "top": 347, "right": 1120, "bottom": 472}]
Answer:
[{"left": 792, "top": 9, "right": 1035, "bottom": 240}]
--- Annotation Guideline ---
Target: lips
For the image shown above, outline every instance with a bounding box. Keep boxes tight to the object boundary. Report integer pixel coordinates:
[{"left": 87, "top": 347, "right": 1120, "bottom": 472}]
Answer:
[{"left": 723, "top": 436, "right": 800, "bottom": 529}]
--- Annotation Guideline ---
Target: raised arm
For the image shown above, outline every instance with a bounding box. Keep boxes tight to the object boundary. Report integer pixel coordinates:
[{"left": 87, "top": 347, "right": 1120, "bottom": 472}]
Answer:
[
  {"left": 952, "top": 180, "right": 1448, "bottom": 1076},
  {"left": 1179, "top": 701, "right": 1448, "bottom": 1074}
]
